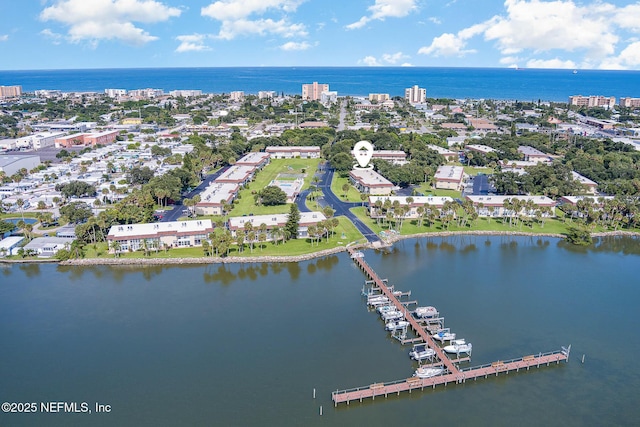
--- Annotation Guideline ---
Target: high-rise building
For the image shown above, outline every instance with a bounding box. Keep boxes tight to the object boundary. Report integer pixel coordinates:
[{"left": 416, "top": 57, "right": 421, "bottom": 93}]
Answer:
[
  {"left": 258, "top": 91, "right": 276, "bottom": 100},
  {"left": 619, "top": 97, "right": 640, "bottom": 108},
  {"left": 302, "top": 82, "right": 329, "bottom": 101},
  {"left": 404, "top": 85, "right": 426, "bottom": 104},
  {"left": 0, "top": 85, "right": 22, "bottom": 98},
  {"left": 568, "top": 95, "right": 616, "bottom": 109},
  {"left": 104, "top": 89, "right": 127, "bottom": 98},
  {"left": 229, "top": 91, "right": 245, "bottom": 102}
]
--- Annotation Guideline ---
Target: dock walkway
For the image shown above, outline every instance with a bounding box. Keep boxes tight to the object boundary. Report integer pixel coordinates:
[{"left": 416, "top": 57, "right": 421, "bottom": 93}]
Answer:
[{"left": 333, "top": 248, "right": 570, "bottom": 406}]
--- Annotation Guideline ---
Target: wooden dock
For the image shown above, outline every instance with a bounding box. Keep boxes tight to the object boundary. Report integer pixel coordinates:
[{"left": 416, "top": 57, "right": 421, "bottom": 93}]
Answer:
[{"left": 333, "top": 247, "right": 571, "bottom": 406}]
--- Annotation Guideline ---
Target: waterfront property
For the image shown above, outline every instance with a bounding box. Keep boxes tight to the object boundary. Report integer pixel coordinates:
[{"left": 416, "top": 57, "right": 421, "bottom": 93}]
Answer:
[
  {"left": 349, "top": 169, "right": 394, "bottom": 195},
  {"left": 434, "top": 165, "right": 465, "bottom": 191},
  {"left": 195, "top": 182, "right": 239, "bottom": 215},
  {"left": 22, "top": 236, "right": 74, "bottom": 258},
  {"left": 368, "top": 196, "right": 454, "bottom": 219},
  {"left": 106, "top": 220, "right": 215, "bottom": 253},
  {"left": 0, "top": 236, "right": 24, "bottom": 256},
  {"left": 227, "top": 211, "right": 327, "bottom": 240},
  {"left": 465, "top": 195, "right": 557, "bottom": 217}
]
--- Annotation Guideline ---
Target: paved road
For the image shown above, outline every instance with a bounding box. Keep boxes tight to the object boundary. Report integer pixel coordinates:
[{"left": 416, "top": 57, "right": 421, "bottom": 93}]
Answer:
[
  {"left": 318, "top": 168, "right": 380, "bottom": 243},
  {"left": 160, "top": 166, "right": 229, "bottom": 222}
]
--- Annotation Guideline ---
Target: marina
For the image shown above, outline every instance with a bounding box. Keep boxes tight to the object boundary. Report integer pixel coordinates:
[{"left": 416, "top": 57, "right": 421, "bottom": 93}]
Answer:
[{"left": 333, "top": 246, "right": 571, "bottom": 406}]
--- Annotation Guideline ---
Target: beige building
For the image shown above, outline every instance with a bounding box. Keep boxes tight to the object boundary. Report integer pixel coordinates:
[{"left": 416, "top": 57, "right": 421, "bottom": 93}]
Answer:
[
  {"left": 619, "top": 97, "right": 640, "bottom": 108},
  {"left": 195, "top": 183, "right": 239, "bottom": 215},
  {"left": 228, "top": 211, "right": 327, "bottom": 240},
  {"left": 434, "top": 165, "right": 464, "bottom": 190},
  {"left": 369, "top": 93, "right": 390, "bottom": 103},
  {"left": 0, "top": 85, "right": 22, "bottom": 98},
  {"left": 349, "top": 169, "right": 394, "bottom": 195},
  {"left": 465, "top": 195, "right": 556, "bottom": 218},
  {"left": 302, "top": 82, "right": 329, "bottom": 101},
  {"left": 404, "top": 85, "right": 426, "bottom": 104},
  {"left": 368, "top": 196, "right": 454, "bottom": 219},
  {"left": 265, "top": 146, "right": 321, "bottom": 158},
  {"left": 107, "top": 220, "right": 215, "bottom": 253},
  {"left": 569, "top": 95, "right": 616, "bottom": 109}
]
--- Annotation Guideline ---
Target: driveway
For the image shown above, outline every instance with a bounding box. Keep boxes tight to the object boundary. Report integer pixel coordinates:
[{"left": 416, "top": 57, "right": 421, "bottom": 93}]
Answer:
[{"left": 160, "top": 166, "right": 229, "bottom": 222}]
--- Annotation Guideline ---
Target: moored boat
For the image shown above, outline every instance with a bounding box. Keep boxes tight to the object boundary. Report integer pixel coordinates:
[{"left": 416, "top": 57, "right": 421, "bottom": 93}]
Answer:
[
  {"left": 443, "top": 339, "right": 472, "bottom": 355},
  {"left": 414, "top": 306, "right": 438, "bottom": 318},
  {"left": 381, "top": 310, "right": 404, "bottom": 321},
  {"left": 432, "top": 329, "right": 456, "bottom": 342},
  {"left": 414, "top": 366, "right": 445, "bottom": 378},
  {"left": 385, "top": 320, "right": 410, "bottom": 331},
  {"left": 409, "top": 344, "right": 436, "bottom": 361}
]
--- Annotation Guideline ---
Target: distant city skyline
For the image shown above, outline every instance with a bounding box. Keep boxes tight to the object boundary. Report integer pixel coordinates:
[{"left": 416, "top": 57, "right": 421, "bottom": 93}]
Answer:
[{"left": 1, "top": 1, "right": 640, "bottom": 71}]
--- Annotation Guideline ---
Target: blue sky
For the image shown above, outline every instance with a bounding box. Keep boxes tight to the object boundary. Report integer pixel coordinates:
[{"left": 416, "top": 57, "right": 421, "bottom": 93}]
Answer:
[{"left": 1, "top": 0, "right": 640, "bottom": 70}]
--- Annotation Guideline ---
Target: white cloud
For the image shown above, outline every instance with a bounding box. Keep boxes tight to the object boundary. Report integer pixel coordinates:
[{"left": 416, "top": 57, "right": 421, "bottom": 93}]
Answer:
[
  {"left": 526, "top": 58, "right": 577, "bottom": 69},
  {"left": 401, "top": 62, "right": 413, "bottom": 67},
  {"left": 202, "top": 0, "right": 307, "bottom": 40},
  {"left": 418, "top": 33, "right": 475, "bottom": 57},
  {"left": 175, "top": 34, "right": 212, "bottom": 53},
  {"left": 427, "top": 17, "right": 441, "bottom": 25},
  {"left": 347, "top": 0, "right": 418, "bottom": 30},
  {"left": 217, "top": 18, "right": 306, "bottom": 40},
  {"left": 359, "top": 56, "right": 381, "bottom": 66},
  {"left": 280, "top": 41, "right": 312, "bottom": 51},
  {"left": 40, "top": 29, "right": 64, "bottom": 45},
  {"left": 359, "top": 51, "right": 410, "bottom": 66},
  {"left": 39, "top": 0, "right": 181, "bottom": 46},
  {"left": 0, "top": 35, "right": 8, "bottom": 42},
  {"left": 201, "top": 0, "right": 304, "bottom": 20}
]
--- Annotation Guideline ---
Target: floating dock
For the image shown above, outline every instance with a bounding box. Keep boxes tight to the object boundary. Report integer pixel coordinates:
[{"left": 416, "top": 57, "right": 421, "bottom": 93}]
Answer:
[{"left": 333, "top": 248, "right": 571, "bottom": 406}]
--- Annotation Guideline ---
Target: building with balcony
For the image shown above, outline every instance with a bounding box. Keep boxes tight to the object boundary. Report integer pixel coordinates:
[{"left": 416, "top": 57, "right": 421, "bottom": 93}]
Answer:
[
  {"left": 349, "top": 169, "right": 393, "bottom": 195},
  {"left": 107, "top": 220, "right": 214, "bottom": 253},
  {"left": 302, "top": 82, "right": 329, "bottom": 101},
  {"left": 265, "top": 146, "right": 321, "bottom": 159},
  {"left": 228, "top": 211, "right": 326, "bottom": 240},
  {"left": 404, "top": 85, "right": 426, "bottom": 104},
  {"left": 434, "top": 165, "right": 464, "bottom": 190}
]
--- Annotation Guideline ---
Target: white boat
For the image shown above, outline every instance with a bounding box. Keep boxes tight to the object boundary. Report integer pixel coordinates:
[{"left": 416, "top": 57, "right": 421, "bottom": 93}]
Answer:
[
  {"left": 432, "top": 330, "right": 456, "bottom": 342},
  {"left": 351, "top": 251, "right": 364, "bottom": 259},
  {"left": 385, "top": 320, "right": 409, "bottom": 331},
  {"left": 443, "top": 339, "right": 472, "bottom": 355},
  {"left": 367, "top": 296, "right": 389, "bottom": 306},
  {"left": 414, "top": 366, "right": 445, "bottom": 378},
  {"left": 377, "top": 305, "right": 396, "bottom": 314},
  {"left": 409, "top": 344, "right": 436, "bottom": 361},
  {"left": 414, "top": 306, "right": 438, "bottom": 318},
  {"left": 381, "top": 310, "right": 404, "bottom": 321}
]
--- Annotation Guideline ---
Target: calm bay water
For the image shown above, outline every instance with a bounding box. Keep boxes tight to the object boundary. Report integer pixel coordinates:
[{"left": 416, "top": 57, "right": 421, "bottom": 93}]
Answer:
[
  {"left": 2, "top": 67, "right": 640, "bottom": 101},
  {"left": 1, "top": 235, "right": 639, "bottom": 426}
]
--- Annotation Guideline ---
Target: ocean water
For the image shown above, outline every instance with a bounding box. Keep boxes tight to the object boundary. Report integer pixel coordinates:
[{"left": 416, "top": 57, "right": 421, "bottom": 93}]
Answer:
[
  {"left": 2, "top": 67, "right": 640, "bottom": 102},
  {"left": 1, "top": 235, "right": 639, "bottom": 426}
]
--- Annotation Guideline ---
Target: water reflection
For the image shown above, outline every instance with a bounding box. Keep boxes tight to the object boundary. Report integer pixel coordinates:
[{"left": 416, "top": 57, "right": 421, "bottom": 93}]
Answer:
[
  {"left": 18, "top": 263, "right": 41, "bottom": 278},
  {"left": 558, "top": 235, "right": 640, "bottom": 255}
]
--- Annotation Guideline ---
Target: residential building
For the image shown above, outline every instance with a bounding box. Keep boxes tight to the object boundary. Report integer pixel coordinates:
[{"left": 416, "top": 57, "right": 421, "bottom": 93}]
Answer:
[
  {"left": 404, "top": 85, "right": 426, "bottom": 104},
  {"left": 107, "top": 220, "right": 215, "bottom": 253},
  {"left": 104, "top": 89, "right": 127, "bottom": 98},
  {"left": 229, "top": 91, "right": 245, "bottom": 102},
  {"left": 55, "top": 131, "right": 119, "bottom": 148},
  {"left": 16, "top": 132, "right": 64, "bottom": 150},
  {"left": 571, "top": 171, "right": 598, "bottom": 194},
  {"left": 128, "top": 88, "right": 164, "bottom": 99},
  {"left": 169, "top": 90, "right": 202, "bottom": 97},
  {"left": 426, "top": 145, "right": 458, "bottom": 161},
  {"left": 235, "top": 152, "right": 270, "bottom": 169},
  {"left": 195, "top": 183, "right": 239, "bottom": 216},
  {"left": 302, "top": 82, "right": 329, "bottom": 101},
  {"left": 0, "top": 85, "right": 22, "bottom": 98},
  {"left": 214, "top": 165, "right": 257, "bottom": 186},
  {"left": 258, "top": 91, "right": 276, "bottom": 100},
  {"left": 22, "top": 237, "right": 74, "bottom": 258},
  {"left": 227, "top": 211, "right": 327, "bottom": 240},
  {"left": 0, "top": 236, "right": 24, "bottom": 257},
  {"left": 0, "top": 155, "right": 41, "bottom": 176},
  {"left": 558, "top": 195, "right": 614, "bottom": 207},
  {"left": 619, "top": 97, "right": 640, "bottom": 108},
  {"left": 368, "top": 196, "right": 454, "bottom": 219},
  {"left": 467, "top": 118, "right": 498, "bottom": 132},
  {"left": 371, "top": 150, "right": 407, "bottom": 165},
  {"left": 465, "top": 195, "right": 556, "bottom": 217},
  {"left": 568, "top": 95, "right": 616, "bottom": 109},
  {"left": 465, "top": 144, "right": 497, "bottom": 155},
  {"left": 434, "top": 165, "right": 464, "bottom": 190},
  {"left": 369, "top": 93, "right": 390, "bottom": 103},
  {"left": 320, "top": 91, "right": 338, "bottom": 104},
  {"left": 349, "top": 169, "right": 394, "bottom": 195},
  {"left": 265, "top": 146, "right": 321, "bottom": 159},
  {"left": 518, "top": 146, "right": 550, "bottom": 163}
]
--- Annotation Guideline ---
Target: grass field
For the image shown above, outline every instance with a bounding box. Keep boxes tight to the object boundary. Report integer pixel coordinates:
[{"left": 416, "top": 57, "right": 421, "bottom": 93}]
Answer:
[
  {"left": 414, "top": 183, "right": 462, "bottom": 198},
  {"left": 331, "top": 174, "right": 364, "bottom": 202},
  {"left": 227, "top": 158, "right": 321, "bottom": 216}
]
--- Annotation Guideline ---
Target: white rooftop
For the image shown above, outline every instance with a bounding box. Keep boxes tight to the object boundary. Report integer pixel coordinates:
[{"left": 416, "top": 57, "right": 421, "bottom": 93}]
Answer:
[
  {"left": 198, "top": 182, "right": 239, "bottom": 204},
  {"left": 466, "top": 195, "right": 556, "bottom": 205},
  {"left": 228, "top": 211, "right": 326, "bottom": 229},
  {"left": 236, "top": 152, "right": 270, "bottom": 164},
  {"left": 369, "top": 196, "right": 454, "bottom": 205},
  {"left": 215, "top": 165, "right": 256, "bottom": 182},
  {"left": 571, "top": 171, "right": 598, "bottom": 186},
  {"left": 108, "top": 219, "right": 213, "bottom": 239},
  {"left": 466, "top": 144, "right": 496, "bottom": 153},
  {"left": 349, "top": 169, "right": 393, "bottom": 187},
  {"left": 434, "top": 165, "right": 464, "bottom": 181}
]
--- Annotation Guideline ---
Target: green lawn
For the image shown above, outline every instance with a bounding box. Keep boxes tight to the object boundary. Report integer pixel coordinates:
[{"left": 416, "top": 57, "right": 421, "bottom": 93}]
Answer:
[
  {"left": 462, "top": 166, "right": 494, "bottom": 176},
  {"left": 414, "top": 183, "right": 462, "bottom": 198},
  {"left": 349, "top": 206, "right": 618, "bottom": 237},
  {"left": 331, "top": 174, "right": 364, "bottom": 202},
  {"left": 228, "top": 158, "right": 321, "bottom": 216}
]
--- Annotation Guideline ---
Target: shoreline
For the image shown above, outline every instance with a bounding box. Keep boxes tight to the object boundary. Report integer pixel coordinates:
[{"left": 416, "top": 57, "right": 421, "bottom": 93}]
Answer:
[{"left": 2, "top": 230, "right": 639, "bottom": 267}]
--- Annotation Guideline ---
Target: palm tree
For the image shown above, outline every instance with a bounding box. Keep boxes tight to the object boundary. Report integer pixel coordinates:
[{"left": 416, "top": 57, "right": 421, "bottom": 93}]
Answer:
[
  {"left": 360, "top": 192, "right": 368, "bottom": 207},
  {"left": 16, "top": 198, "right": 25, "bottom": 222},
  {"left": 341, "top": 183, "right": 350, "bottom": 198}
]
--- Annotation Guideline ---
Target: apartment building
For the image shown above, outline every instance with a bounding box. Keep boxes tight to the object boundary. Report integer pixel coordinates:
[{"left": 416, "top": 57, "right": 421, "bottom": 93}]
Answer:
[
  {"left": 404, "top": 85, "right": 426, "bottom": 104},
  {"left": 568, "top": 95, "right": 616, "bottom": 109},
  {"left": 302, "top": 82, "right": 329, "bottom": 101}
]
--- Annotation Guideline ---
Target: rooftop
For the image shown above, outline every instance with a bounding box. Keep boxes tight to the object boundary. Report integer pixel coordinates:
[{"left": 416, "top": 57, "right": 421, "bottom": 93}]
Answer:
[{"left": 107, "top": 219, "right": 214, "bottom": 239}]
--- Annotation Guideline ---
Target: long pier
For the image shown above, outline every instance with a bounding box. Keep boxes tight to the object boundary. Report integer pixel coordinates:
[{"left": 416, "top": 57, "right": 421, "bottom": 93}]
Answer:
[{"left": 334, "top": 248, "right": 570, "bottom": 406}]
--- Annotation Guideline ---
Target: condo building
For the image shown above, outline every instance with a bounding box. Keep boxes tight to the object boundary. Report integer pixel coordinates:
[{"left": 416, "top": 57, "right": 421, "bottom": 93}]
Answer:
[
  {"left": 568, "top": 95, "right": 616, "bottom": 109},
  {"left": 302, "top": 82, "right": 329, "bottom": 101},
  {"left": 404, "top": 85, "right": 426, "bottom": 104},
  {"left": 0, "top": 85, "right": 22, "bottom": 98}
]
